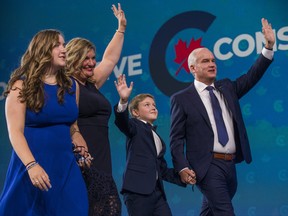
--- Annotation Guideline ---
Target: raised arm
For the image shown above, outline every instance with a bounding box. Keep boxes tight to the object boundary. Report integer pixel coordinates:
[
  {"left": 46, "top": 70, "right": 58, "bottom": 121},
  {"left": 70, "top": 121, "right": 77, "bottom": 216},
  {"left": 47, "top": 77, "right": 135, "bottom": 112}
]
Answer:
[{"left": 93, "top": 3, "right": 127, "bottom": 89}]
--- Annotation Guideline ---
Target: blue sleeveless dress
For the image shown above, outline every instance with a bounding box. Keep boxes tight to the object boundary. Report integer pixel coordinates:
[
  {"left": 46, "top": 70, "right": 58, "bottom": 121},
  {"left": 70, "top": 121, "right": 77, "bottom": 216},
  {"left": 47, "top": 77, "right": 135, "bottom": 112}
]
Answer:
[{"left": 0, "top": 80, "right": 88, "bottom": 216}]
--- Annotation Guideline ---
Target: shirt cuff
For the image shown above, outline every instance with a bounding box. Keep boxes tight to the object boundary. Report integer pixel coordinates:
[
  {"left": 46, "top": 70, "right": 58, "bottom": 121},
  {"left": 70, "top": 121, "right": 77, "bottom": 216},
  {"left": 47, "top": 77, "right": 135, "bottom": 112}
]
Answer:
[
  {"left": 262, "top": 47, "right": 274, "bottom": 60},
  {"left": 117, "top": 101, "right": 128, "bottom": 112},
  {"left": 179, "top": 167, "right": 189, "bottom": 174}
]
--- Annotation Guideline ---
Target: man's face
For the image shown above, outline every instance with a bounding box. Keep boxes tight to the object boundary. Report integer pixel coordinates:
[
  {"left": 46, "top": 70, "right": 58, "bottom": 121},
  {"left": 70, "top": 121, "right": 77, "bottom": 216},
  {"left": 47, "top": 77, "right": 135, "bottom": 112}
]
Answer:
[{"left": 190, "top": 48, "right": 217, "bottom": 85}]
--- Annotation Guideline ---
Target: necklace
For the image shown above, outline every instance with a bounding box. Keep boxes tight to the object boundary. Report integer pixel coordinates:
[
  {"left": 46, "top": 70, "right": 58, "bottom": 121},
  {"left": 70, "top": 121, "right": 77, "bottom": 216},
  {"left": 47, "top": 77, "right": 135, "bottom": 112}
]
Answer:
[
  {"left": 43, "top": 77, "right": 57, "bottom": 85},
  {"left": 44, "top": 80, "right": 57, "bottom": 85}
]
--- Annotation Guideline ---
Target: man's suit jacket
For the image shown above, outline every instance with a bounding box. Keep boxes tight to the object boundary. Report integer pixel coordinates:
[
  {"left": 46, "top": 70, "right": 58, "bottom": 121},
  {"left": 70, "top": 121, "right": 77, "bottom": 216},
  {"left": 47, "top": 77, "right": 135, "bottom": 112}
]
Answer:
[
  {"left": 170, "top": 53, "right": 273, "bottom": 182},
  {"left": 114, "top": 106, "right": 185, "bottom": 199}
]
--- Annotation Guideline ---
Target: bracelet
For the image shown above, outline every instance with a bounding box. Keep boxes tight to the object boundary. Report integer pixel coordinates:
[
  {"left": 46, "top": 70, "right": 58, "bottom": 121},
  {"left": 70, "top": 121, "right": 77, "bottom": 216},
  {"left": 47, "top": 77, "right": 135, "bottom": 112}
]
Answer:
[
  {"left": 116, "top": 29, "right": 125, "bottom": 34},
  {"left": 26, "top": 161, "right": 39, "bottom": 171},
  {"left": 25, "top": 160, "right": 36, "bottom": 167}
]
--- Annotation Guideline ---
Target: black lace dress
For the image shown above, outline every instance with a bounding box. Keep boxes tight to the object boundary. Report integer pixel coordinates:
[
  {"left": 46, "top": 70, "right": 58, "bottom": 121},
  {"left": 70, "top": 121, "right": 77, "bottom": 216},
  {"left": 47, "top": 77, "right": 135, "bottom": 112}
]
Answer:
[{"left": 76, "top": 80, "right": 121, "bottom": 216}]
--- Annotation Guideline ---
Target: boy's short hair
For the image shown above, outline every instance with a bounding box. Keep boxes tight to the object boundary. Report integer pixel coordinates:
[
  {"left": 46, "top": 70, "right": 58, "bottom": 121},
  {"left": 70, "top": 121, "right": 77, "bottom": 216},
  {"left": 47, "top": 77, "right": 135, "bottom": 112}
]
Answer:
[{"left": 129, "top": 93, "right": 155, "bottom": 117}]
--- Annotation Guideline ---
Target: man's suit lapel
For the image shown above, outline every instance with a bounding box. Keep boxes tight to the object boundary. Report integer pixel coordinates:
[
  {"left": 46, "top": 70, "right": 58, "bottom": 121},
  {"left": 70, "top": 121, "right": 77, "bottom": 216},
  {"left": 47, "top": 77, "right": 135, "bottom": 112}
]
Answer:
[
  {"left": 215, "top": 81, "right": 237, "bottom": 120},
  {"left": 187, "top": 83, "right": 211, "bottom": 128}
]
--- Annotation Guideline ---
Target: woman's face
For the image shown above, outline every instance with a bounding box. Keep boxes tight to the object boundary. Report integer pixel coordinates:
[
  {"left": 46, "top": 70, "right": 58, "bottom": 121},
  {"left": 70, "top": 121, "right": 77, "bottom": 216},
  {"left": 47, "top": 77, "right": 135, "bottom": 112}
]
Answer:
[
  {"left": 80, "top": 49, "right": 97, "bottom": 79},
  {"left": 51, "top": 35, "right": 66, "bottom": 69}
]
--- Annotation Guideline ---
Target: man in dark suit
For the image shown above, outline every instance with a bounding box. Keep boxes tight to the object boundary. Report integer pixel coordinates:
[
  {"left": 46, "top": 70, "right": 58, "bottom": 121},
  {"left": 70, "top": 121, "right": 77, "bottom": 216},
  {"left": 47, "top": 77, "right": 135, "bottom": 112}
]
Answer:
[
  {"left": 169, "top": 18, "right": 275, "bottom": 215},
  {"left": 114, "top": 74, "right": 186, "bottom": 216}
]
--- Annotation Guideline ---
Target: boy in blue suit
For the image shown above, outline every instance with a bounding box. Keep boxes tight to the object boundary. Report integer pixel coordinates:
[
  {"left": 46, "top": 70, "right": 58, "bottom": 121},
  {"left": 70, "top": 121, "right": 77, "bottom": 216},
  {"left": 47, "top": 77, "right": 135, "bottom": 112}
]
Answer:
[{"left": 114, "top": 74, "right": 193, "bottom": 216}]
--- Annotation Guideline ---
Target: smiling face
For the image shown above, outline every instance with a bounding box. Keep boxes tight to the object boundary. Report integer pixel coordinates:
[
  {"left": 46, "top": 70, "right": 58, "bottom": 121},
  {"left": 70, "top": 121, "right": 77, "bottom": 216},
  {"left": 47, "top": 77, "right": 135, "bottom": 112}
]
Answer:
[
  {"left": 189, "top": 48, "right": 217, "bottom": 85},
  {"left": 79, "top": 49, "right": 96, "bottom": 80},
  {"left": 65, "top": 38, "right": 96, "bottom": 82},
  {"left": 131, "top": 95, "right": 158, "bottom": 125},
  {"left": 51, "top": 34, "right": 66, "bottom": 69}
]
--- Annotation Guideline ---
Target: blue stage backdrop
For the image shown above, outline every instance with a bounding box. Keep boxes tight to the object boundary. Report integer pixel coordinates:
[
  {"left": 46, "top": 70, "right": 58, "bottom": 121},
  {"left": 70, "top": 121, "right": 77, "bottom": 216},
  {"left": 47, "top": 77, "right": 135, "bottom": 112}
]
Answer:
[{"left": 1, "top": 0, "right": 287, "bottom": 215}]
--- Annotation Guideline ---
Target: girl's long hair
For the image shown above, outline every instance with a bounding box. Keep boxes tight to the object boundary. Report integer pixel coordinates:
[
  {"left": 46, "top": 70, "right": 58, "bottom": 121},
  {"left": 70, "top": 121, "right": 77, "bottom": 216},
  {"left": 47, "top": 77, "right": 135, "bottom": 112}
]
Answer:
[{"left": 4, "top": 29, "right": 73, "bottom": 112}]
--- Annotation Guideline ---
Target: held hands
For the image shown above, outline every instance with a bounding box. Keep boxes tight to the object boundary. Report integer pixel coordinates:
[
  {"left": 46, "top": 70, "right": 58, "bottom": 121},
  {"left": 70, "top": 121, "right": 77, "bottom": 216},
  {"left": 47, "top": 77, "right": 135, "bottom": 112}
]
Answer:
[
  {"left": 261, "top": 18, "right": 275, "bottom": 50},
  {"left": 72, "top": 144, "right": 94, "bottom": 170},
  {"left": 71, "top": 126, "right": 93, "bottom": 169},
  {"left": 112, "top": 3, "right": 126, "bottom": 33},
  {"left": 114, "top": 74, "right": 133, "bottom": 104},
  {"left": 179, "top": 168, "right": 197, "bottom": 185}
]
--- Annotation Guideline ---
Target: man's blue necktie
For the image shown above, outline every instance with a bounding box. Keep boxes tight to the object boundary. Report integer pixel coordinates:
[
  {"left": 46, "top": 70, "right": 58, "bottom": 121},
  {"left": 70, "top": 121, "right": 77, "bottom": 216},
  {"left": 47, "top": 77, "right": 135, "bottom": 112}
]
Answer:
[{"left": 206, "top": 86, "right": 229, "bottom": 146}]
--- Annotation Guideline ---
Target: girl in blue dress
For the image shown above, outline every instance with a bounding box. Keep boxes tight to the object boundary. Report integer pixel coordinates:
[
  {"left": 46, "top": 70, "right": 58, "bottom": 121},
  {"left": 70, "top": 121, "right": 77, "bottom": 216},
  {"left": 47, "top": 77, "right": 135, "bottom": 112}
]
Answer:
[{"left": 0, "top": 29, "right": 88, "bottom": 216}]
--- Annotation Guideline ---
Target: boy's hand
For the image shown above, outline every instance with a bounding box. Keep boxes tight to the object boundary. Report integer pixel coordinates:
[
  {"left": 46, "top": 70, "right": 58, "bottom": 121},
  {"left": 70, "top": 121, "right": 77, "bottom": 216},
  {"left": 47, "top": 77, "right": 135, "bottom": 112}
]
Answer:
[
  {"left": 114, "top": 74, "right": 133, "bottom": 103},
  {"left": 179, "top": 168, "right": 197, "bottom": 185}
]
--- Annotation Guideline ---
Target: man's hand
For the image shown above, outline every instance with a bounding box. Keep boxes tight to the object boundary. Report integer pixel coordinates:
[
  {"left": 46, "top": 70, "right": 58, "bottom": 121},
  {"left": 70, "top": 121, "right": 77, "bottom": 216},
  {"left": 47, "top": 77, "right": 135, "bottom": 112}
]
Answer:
[
  {"left": 261, "top": 18, "right": 275, "bottom": 50},
  {"left": 179, "top": 168, "right": 197, "bottom": 185}
]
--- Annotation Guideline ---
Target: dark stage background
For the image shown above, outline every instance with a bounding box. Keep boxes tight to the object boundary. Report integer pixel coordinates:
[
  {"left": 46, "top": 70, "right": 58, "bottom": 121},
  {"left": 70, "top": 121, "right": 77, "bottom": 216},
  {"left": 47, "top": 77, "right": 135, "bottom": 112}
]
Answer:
[{"left": 0, "top": 0, "right": 288, "bottom": 215}]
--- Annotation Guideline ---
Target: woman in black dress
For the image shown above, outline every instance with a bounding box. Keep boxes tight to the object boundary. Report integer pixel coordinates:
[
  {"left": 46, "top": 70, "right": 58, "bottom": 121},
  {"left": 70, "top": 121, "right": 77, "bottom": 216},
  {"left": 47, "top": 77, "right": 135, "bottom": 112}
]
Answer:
[{"left": 65, "top": 3, "right": 126, "bottom": 216}]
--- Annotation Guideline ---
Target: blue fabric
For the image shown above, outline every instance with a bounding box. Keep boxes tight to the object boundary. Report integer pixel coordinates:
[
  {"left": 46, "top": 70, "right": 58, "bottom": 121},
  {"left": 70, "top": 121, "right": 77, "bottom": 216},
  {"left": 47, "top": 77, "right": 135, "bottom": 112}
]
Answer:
[
  {"left": 197, "top": 159, "right": 237, "bottom": 216},
  {"left": 123, "top": 182, "right": 172, "bottom": 216},
  {"left": 0, "top": 80, "right": 88, "bottom": 216},
  {"left": 206, "top": 86, "right": 229, "bottom": 146}
]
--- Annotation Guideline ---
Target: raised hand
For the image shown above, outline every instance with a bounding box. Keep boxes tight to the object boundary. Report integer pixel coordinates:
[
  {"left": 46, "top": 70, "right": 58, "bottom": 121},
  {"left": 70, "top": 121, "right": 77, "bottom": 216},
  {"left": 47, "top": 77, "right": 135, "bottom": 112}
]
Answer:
[
  {"left": 261, "top": 18, "right": 275, "bottom": 50},
  {"left": 114, "top": 74, "right": 133, "bottom": 103},
  {"left": 112, "top": 3, "right": 126, "bottom": 32}
]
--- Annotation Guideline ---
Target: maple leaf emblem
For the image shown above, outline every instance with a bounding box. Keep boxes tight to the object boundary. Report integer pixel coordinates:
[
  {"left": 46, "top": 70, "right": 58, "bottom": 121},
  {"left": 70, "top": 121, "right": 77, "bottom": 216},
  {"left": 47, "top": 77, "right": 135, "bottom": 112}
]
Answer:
[{"left": 174, "top": 38, "right": 203, "bottom": 75}]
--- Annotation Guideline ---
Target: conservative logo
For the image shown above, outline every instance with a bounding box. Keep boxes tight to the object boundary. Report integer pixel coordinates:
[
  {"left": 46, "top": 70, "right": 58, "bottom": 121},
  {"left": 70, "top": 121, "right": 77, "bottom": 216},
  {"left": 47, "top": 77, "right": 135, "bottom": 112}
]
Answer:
[
  {"left": 149, "top": 11, "right": 215, "bottom": 96},
  {"left": 149, "top": 11, "right": 288, "bottom": 96}
]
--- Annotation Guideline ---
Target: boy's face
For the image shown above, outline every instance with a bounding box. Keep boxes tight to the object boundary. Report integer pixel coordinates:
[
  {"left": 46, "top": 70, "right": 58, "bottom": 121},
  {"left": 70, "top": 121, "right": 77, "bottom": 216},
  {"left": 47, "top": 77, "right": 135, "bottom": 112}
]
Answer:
[{"left": 132, "top": 97, "right": 158, "bottom": 125}]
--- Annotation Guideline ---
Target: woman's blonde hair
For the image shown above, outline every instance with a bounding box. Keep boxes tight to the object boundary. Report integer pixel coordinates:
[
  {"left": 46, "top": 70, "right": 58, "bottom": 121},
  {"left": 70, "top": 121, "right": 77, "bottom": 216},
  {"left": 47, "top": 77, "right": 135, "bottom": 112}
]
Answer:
[
  {"left": 5, "top": 29, "right": 73, "bottom": 112},
  {"left": 65, "top": 37, "right": 96, "bottom": 83}
]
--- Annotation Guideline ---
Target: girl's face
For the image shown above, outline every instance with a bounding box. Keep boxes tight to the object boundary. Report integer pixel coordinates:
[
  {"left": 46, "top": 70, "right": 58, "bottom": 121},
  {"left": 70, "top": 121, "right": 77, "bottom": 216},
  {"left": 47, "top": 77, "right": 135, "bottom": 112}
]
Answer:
[
  {"left": 132, "top": 97, "right": 158, "bottom": 125},
  {"left": 51, "top": 35, "right": 66, "bottom": 69}
]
